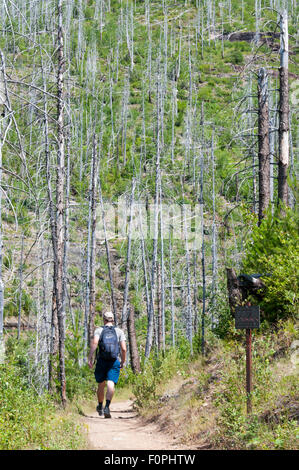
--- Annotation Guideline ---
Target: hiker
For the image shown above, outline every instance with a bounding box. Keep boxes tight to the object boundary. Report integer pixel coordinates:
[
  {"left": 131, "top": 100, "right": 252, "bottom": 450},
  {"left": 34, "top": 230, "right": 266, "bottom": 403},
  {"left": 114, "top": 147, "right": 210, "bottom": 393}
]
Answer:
[{"left": 88, "top": 311, "right": 126, "bottom": 418}]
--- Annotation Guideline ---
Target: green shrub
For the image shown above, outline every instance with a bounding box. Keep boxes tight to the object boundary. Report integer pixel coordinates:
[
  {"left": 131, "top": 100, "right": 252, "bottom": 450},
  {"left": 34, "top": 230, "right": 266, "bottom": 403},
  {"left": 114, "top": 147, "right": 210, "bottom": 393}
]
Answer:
[
  {"left": 65, "top": 359, "right": 96, "bottom": 401},
  {"left": 242, "top": 207, "right": 299, "bottom": 323},
  {"left": 132, "top": 347, "right": 189, "bottom": 409},
  {"left": 226, "top": 50, "right": 244, "bottom": 65},
  {"left": 213, "top": 333, "right": 299, "bottom": 449},
  {"left": 116, "top": 365, "right": 136, "bottom": 389},
  {"left": 132, "top": 361, "right": 158, "bottom": 408},
  {"left": 64, "top": 316, "right": 97, "bottom": 400},
  {"left": 0, "top": 363, "right": 85, "bottom": 450}
]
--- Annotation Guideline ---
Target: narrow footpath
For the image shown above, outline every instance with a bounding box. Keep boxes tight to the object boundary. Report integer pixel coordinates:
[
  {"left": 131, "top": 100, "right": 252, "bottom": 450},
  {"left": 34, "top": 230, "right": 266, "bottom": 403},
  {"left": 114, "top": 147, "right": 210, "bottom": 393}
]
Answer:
[{"left": 84, "top": 400, "right": 194, "bottom": 451}]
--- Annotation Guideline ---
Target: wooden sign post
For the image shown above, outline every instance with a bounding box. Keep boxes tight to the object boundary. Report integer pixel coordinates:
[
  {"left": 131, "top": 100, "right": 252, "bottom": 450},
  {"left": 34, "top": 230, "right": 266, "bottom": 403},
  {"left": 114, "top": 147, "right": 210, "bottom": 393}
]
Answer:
[{"left": 235, "top": 305, "right": 260, "bottom": 414}]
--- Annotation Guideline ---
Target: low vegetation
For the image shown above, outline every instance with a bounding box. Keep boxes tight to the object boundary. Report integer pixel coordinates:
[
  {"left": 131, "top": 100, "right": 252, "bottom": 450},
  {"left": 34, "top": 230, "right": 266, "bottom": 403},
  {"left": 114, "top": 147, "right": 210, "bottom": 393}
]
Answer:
[
  {"left": 0, "top": 362, "right": 88, "bottom": 450},
  {"left": 132, "top": 322, "right": 298, "bottom": 450}
]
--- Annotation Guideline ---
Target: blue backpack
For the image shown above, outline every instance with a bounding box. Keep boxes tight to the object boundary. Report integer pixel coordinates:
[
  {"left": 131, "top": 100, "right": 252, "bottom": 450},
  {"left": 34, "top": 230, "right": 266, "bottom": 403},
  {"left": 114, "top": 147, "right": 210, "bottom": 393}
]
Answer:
[{"left": 97, "top": 326, "right": 120, "bottom": 361}]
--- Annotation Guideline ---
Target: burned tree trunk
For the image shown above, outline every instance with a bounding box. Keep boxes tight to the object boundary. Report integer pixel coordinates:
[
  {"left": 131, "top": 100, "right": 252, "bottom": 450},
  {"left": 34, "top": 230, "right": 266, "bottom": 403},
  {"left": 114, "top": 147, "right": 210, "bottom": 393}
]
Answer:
[
  {"left": 98, "top": 156, "right": 118, "bottom": 325},
  {"left": 257, "top": 68, "right": 270, "bottom": 225},
  {"left": 54, "top": 0, "right": 66, "bottom": 407},
  {"left": 127, "top": 307, "right": 140, "bottom": 374},
  {"left": 169, "top": 231, "right": 175, "bottom": 347},
  {"left": 199, "top": 149, "right": 206, "bottom": 355},
  {"left": 159, "top": 180, "right": 166, "bottom": 353},
  {"left": 278, "top": 10, "right": 289, "bottom": 207},
  {"left": 157, "top": 262, "right": 163, "bottom": 353},
  {"left": 88, "top": 133, "right": 98, "bottom": 347},
  {"left": 226, "top": 268, "right": 242, "bottom": 316},
  {"left": 41, "top": 52, "right": 59, "bottom": 389},
  {"left": 145, "top": 59, "right": 161, "bottom": 358},
  {"left": 17, "top": 234, "right": 24, "bottom": 340},
  {"left": 121, "top": 179, "right": 136, "bottom": 329},
  {"left": 0, "top": 50, "right": 12, "bottom": 364}
]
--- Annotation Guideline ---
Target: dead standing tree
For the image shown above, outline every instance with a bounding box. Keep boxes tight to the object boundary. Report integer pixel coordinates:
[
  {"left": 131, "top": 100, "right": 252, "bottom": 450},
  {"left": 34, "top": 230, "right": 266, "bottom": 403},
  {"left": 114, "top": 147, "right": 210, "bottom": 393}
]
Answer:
[
  {"left": 84, "top": 130, "right": 99, "bottom": 357},
  {"left": 0, "top": 50, "right": 12, "bottom": 363},
  {"left": 278, "top": 9, "right": 289, "bottom": 208},
  {"left": 127, "top": 306, "right": 140, "bottom": 374},
  {"left": 51, "top": 0, "right": 67, "bottom": 407},
  {"left": 211, "top": 132, "right": 218, "bottom": 328},
  {"left": 98, "top": 178, "right": 118, "bottom": 326},
  {"left": 88, "top": 132, "right": 99, "bottom": 348},
  {"left": 159, "top": 176, "right": 166, "bottom": 353},
  {"left": 144, "top": 57, "right": 161, "bottom": 359},
  {"left": 257, "top": 67, "right": 270, "bottom": 225},
  {"left": 121, "top": 178, "right": 136, "bottom": 329}
]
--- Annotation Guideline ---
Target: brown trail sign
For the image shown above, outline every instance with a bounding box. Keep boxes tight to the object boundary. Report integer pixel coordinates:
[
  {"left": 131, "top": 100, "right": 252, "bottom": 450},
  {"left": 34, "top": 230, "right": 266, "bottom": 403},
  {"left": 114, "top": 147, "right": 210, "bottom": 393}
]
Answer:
[
  {"left": 235, "top": 306, "right": 260, "bottom": 329},
  {"left": 235, "top": 305, "right": 260, "bottom": 414}
]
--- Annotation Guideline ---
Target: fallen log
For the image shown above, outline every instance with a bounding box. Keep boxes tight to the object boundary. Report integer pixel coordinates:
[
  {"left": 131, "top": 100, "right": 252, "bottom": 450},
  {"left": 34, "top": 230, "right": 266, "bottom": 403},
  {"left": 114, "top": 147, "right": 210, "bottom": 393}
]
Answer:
[
  {"left": 4, "top": 320, "right": 35, "bottom": 330},
  {"left": 221, "top": 31, "right": 280, "bottom": 44}
]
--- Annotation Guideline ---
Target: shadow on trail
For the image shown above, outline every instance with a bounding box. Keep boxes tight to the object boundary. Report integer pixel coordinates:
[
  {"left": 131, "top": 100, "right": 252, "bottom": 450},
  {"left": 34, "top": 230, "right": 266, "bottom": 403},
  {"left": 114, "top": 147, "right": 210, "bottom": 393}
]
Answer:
[
  {"left": 84, "top": 415, "right": 137, "bottom": 420},
  {"left": 116, "top": 409, "right": 136, "bottom": 413},
  {"left": 82, "top": 409, "right": 138, "bottom": 420},
  {"left": 117, "top": 415, "right": 137, "bottom": 419}
]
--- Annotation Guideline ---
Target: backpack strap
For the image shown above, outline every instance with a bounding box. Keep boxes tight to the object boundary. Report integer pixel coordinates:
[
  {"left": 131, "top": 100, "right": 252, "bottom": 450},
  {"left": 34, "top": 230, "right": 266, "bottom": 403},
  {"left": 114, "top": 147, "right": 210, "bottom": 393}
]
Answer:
[{"left": 96, "top": 327, "right": 105, "bottom": 360}]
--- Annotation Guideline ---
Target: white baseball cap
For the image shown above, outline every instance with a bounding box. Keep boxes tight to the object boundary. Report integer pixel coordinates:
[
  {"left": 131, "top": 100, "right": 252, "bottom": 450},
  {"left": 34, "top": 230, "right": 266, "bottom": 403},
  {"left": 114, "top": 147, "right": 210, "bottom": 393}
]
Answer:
[{"left": 103, "top": 311, "right": 114, "bottom": 322}]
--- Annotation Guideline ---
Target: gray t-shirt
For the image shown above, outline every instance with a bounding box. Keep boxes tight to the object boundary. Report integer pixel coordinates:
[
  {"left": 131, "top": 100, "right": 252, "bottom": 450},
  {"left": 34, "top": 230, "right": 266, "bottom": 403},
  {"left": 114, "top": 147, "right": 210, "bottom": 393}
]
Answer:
[{"left": 94, "top": 326, "right": 126, "bottom": 361}]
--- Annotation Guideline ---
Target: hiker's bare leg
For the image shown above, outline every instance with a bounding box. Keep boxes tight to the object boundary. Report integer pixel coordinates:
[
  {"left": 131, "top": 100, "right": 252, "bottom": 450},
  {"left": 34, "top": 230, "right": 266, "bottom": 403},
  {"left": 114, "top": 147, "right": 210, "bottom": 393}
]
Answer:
[
  {"left": 106, "top": 380, "right": 115, "bottom": 402},
  {"left": 97, "top": 381, "right": 106, "bottom": 403}
]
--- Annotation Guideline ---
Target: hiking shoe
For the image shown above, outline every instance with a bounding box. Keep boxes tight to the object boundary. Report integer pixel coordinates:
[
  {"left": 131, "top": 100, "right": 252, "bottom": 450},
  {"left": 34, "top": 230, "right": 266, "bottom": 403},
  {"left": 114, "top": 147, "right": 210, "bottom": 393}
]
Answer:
[
  {"left": 96, "top": 405, "right": 103, "bottom": 416},
  {"left": 104, "top": 405, "right": 111, "bottom": 418}
]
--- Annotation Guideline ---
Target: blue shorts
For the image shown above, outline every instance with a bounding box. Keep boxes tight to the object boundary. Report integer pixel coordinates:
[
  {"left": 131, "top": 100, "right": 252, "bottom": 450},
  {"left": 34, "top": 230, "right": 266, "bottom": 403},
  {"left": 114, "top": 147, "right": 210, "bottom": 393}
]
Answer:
[{"left": 94, "top": 358, "right": 121, "bottom": 384}]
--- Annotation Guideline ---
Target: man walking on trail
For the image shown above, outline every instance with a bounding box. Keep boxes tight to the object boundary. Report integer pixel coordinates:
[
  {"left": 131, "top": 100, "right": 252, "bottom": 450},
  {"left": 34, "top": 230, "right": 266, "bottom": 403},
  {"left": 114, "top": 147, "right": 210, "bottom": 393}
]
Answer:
[{"left": 88, "top": 311, "right": 126, "bottom": 418}]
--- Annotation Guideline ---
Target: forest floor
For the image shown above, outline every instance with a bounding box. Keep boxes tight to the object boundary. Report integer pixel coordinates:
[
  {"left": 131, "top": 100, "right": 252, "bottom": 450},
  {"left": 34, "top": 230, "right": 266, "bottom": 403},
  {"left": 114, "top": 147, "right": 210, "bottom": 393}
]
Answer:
[{"left": 82, "top": 399, "right": 197, "bottom": 451}]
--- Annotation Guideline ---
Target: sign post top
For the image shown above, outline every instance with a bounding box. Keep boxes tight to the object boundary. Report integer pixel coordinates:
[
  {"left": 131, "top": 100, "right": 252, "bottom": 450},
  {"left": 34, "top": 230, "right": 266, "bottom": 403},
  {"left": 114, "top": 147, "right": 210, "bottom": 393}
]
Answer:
[{"left": 235, "top": 306, "right": 260, "bottom": 329}]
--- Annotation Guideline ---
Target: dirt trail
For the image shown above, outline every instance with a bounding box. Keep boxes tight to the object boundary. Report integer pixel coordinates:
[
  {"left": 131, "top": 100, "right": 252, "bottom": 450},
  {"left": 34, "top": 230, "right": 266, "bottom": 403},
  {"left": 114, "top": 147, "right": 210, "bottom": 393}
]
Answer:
[{"left": 84, "top": 400, "right": 192, "bottom": 451}]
